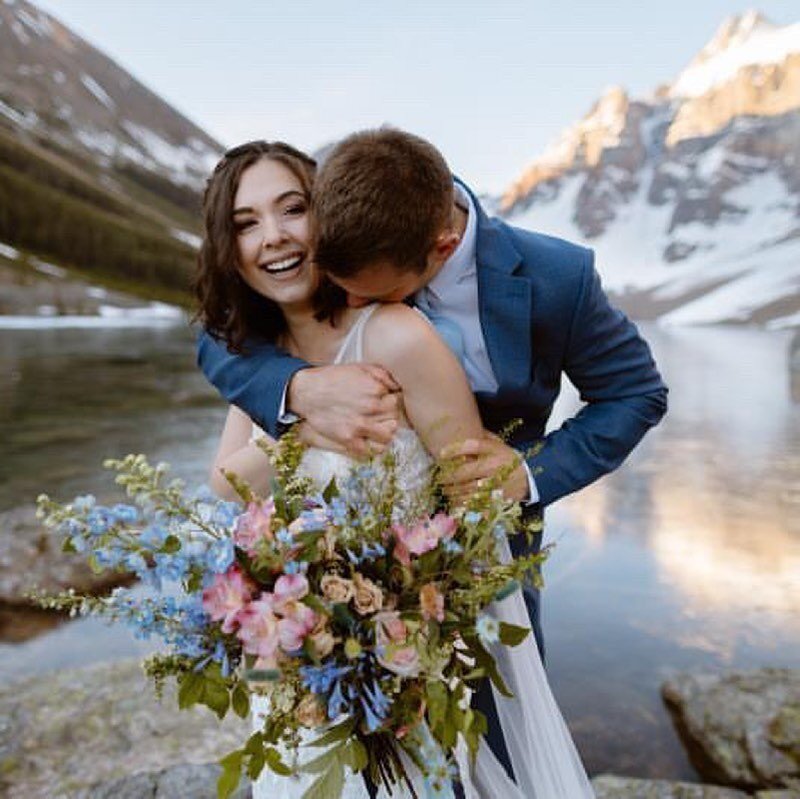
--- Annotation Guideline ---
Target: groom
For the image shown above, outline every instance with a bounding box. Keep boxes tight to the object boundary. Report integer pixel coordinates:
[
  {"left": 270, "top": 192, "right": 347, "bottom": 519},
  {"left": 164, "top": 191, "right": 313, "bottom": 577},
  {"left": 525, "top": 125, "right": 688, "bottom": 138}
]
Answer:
[{"left": 197, "top": 127, "right": 667, "bottom": 783}]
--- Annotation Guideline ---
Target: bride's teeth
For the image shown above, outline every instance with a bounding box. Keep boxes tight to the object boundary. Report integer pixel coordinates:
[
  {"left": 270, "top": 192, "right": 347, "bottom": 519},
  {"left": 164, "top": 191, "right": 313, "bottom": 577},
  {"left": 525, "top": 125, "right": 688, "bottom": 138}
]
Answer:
[{"left": 264, "top": 255, "right": 303, "bottom": 273}]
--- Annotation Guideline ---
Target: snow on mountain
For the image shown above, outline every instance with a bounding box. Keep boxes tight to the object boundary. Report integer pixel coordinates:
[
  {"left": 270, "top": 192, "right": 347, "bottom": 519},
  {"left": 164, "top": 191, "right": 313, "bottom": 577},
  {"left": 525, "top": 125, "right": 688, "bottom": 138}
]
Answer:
[
  {"left": 669, "top": 11, "right": 800, "bottom": 98},
  {"left": 0, "top": 0, "right": 223, "bottom": 191},
  {"left": 501, "top": 10, "right": 800, "bottom": 328}
]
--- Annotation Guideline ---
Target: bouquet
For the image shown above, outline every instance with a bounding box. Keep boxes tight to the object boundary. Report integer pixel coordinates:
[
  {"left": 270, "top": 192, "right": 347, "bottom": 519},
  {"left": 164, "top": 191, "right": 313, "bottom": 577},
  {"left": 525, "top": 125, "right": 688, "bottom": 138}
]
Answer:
[{"left": 34, "top": 433, "right": 545, "bottom": 799}]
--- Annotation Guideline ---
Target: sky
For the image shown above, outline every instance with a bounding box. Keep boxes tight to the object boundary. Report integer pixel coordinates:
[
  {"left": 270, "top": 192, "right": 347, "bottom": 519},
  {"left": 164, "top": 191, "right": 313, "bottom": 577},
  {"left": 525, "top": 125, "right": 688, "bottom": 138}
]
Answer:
[{"left": 34, "top": 0, "right": 800, "bottom": 194}]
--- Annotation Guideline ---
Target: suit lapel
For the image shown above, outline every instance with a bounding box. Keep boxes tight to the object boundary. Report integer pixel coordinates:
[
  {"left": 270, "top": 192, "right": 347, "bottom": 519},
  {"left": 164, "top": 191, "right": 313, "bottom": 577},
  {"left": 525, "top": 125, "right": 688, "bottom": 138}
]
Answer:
[{"left": 458, "top": 180, "right": 532, "bottom": 390}]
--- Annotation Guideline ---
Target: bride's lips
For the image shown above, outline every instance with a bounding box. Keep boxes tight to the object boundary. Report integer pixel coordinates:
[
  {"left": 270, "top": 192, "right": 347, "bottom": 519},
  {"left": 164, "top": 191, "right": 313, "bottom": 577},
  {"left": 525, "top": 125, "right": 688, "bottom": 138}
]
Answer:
[{"left": 259, "top": 252, "right": 306, "bottom": 277}]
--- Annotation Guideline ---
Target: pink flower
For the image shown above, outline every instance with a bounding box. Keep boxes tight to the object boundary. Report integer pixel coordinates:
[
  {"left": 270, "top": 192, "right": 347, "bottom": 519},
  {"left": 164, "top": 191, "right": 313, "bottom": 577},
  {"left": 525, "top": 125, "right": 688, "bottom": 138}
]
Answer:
[
  {"left": 277, "top": 601, "right": 318, "bottom": 652},
  {"left": 392, "top": 512, "right": 456, "bottom": 566},
  {"left": 273, "top": 573, "right": 309, "bottom": 614},
  {"left": 233, "top": 500, "right": 275, "bottom": 555},
  {"left": 374, "top": 611, "right": 421, "bottom": 678},
  {"left": 236, "top": 594, "right": 280, "bottom": 659},
  {"left": 201, "top": 564, "right": 257, "bottom": 633}
]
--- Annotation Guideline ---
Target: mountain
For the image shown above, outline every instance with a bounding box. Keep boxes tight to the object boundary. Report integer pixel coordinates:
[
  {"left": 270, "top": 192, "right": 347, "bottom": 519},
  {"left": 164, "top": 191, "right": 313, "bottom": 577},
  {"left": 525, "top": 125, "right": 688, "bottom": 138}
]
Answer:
[
  {"left": 500, "top": 10, "right": 800, "bottom": 328},
  {"left": 0, "top": 0, "right": 224, "bottom": 302}
]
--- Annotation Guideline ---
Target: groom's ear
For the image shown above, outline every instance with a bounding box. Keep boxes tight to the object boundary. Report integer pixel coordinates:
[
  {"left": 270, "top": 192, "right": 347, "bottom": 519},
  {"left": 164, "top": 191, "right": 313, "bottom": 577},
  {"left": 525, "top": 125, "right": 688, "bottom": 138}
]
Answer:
[{"left": 429, "top": 231, "right": 460, "bottom": 267}]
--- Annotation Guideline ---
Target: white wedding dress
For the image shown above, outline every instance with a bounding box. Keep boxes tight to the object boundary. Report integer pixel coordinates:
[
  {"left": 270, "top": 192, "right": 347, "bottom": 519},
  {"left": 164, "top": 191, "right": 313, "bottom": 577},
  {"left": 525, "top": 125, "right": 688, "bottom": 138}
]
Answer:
[{"left": 250, "top": 304, "right": 595, "bottom": 799}]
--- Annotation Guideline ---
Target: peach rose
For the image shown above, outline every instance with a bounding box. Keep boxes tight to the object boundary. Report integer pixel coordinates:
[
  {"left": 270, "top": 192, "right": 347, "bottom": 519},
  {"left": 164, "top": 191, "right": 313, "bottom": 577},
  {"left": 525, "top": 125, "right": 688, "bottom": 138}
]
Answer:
[
  {"left": 320, "top": 574, "right": 355, "bottom": 604},
  {"left": 419, "top": 582, "right": 445, "bottom": 623},
  {"left": 295, "top": 694, "right": 327, "bottom": 728},
  {"left": 352, "top": 573, "right": 384, "bottom": 615}
]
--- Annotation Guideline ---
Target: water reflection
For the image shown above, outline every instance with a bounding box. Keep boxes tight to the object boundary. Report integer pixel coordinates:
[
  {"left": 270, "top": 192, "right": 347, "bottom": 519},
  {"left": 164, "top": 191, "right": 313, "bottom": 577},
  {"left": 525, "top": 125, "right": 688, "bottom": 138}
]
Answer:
[{"left": 543, "top": 324, "right": 800, "bottom": 776}]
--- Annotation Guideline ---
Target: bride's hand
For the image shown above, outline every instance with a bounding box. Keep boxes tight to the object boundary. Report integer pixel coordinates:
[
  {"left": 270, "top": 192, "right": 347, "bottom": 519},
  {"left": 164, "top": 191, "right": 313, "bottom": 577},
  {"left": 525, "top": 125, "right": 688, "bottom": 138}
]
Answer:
[
  {"left": 438, "top": 433, "right": 530, "bottom": 504},
  {"left": 287, "top": 364, "right": 402, "bottom": 457}
]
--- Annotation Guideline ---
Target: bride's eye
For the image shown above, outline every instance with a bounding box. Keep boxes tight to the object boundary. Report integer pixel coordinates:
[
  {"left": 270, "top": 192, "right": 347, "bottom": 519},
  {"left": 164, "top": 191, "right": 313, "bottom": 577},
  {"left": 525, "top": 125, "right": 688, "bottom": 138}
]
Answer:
[
  {"left": 234, "top": 219, "right": 256, "bottom": 232},
  {"left": 284, "top": 203, "right": 307, "bottom": 217}
]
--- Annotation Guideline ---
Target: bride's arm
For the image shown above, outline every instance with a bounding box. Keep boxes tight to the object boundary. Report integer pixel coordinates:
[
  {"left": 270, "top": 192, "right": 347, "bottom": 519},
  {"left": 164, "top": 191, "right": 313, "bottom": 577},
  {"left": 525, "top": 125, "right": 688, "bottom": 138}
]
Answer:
[
  {"left": 210, "top": 406, "right": 276, "bottom": 501},
  {"left": 361, "top": 304, "right": 485, "bottom": 458}
]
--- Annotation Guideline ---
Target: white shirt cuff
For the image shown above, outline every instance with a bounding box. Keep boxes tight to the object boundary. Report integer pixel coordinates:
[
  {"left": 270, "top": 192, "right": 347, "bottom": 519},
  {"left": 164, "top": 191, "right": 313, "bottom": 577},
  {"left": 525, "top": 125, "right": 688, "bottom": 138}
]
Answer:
[
  {"left": 520, "top": 458, "right": 540, "bottom": 506},
  {"left": 277, "top": 385, "right": 301, "bottom": 426}
]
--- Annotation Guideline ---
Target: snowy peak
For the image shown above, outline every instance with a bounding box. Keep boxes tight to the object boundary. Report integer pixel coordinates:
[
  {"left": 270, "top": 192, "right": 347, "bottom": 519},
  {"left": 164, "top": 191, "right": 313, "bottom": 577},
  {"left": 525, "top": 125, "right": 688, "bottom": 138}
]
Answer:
[
  {"left": 699, "top": 10, "right": 775, "bottom": 60},
  {"left": 669, "top": 11, "right": 800, "bottom": 98},
  {"left": 500, "top": 9, "right": 800, "bottom": 329}
]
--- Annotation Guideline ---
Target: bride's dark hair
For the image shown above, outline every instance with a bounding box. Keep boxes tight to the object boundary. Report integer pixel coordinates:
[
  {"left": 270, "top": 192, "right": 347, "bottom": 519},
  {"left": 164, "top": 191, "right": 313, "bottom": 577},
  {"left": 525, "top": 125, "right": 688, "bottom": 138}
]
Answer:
[{"left": 194, "top": 140, "right": 345, "bottom": 353}]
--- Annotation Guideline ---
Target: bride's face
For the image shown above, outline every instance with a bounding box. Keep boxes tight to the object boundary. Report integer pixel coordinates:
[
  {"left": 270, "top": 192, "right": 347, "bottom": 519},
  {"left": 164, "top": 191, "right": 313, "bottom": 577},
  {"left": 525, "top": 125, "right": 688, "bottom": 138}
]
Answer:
[{"left": 233, "top": 157, "right": 316, "bottom": 307}]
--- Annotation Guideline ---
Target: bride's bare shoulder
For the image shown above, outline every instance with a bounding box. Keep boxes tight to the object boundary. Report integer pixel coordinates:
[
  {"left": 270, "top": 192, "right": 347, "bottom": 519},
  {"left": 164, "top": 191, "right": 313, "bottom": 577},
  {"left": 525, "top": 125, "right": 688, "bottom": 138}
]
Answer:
[{"left": 362, "top": 303, "right": 440, "bottom": 363}]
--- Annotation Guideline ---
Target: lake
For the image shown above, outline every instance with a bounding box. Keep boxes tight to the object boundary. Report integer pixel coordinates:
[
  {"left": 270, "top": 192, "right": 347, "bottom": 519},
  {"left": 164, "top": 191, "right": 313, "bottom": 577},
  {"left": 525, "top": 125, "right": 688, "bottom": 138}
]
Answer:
[{"left": 0, "top": 320, "right": 798, "bottom": 780}]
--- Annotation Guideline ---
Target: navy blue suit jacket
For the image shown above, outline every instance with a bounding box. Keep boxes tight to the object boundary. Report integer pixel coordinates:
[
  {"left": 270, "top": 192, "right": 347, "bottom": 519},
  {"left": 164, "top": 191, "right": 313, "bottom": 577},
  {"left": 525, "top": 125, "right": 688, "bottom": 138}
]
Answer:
[{"left": 197, "top": 182, "right": 667, "bottom": 508}]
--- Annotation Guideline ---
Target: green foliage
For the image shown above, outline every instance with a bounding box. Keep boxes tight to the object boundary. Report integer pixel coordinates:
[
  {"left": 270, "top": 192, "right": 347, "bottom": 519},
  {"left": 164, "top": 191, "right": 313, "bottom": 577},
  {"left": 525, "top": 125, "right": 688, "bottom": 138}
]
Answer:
[{"left": 0, "top": 129, "right": 198, "bottom": 297}]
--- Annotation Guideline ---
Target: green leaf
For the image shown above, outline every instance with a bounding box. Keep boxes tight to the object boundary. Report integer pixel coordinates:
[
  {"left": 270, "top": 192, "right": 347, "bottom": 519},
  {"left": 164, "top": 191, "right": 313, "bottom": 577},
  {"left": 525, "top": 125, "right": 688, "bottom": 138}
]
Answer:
[
  {"left": 426, "top": 681, "right": 448, "bottom": 732},
  {"left": 301, "top": 761, "right": 345, "bottom": 799},
  {"left": 466, "top": 636, "right": 513, "bottom": 698},
  {"left": 246, "top": 749, "right": 266, "bottom": 781},
  {"left": 203, "top": 679, "right": 231, "bottom": 719},
  {"left": 498, "top": 622, "right": 530, "bottom": 647},
  {"left": 231, "top": 683, "right": 250, "bottom": 719},
  {"left": 331, "top": 602, "right": 356, "bottom": 631},
  {"left": 301, "top": 593, "right": 328, "bottom": 615},
  {"left": 177, "top": 671, "right": 204, "bottom": 709},
  {"left": 185, "top": 571, "right": 203, "bottom": 593},
  {"left": 264, "top": 746, "right": 293, "bottom": 776},
  {"left": 298, "top": 742, "right": 344, "bottom": 775},
  {"left": 217, "top": 750, "right": 243, "bottom": 799},
  {"left": 322, "top": 476, "right": 339, "bottom": 503},
  {"left": 342, "top": 739, "right": 368, "bottom": 774},
  {"left": 307, "top": 717, "right": 356, "bottom": 748},
  {"left": 161, "top": 534, "right": 182, "bottom": 554},
  {"left": 61, "top": 537, "right": 77, "bottom": 554}
]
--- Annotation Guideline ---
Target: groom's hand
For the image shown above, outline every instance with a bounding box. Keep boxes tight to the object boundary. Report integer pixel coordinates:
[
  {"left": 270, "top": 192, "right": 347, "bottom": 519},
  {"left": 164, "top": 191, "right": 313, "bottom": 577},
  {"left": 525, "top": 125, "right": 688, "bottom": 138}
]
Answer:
[
  {"left": 438, "top": 433, "right": 529, "bottom": 504},
  {"left": 287, "top": 364, "right": 401, "bottom": 457}
]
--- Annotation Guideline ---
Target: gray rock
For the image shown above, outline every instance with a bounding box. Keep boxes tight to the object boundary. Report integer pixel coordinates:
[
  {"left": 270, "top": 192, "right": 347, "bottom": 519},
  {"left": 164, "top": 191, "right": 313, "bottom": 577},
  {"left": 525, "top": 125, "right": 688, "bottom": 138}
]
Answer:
[
  {"left": 592, "top": 774, "right": 750, "bottom": 798},
  {"left": 80, "top": 762, "right": 251, "bottom": 798},
  {"left": 0, "top": 658, "right": 252, "bottom": 798},
  {"left": 662, "top": 669, "right": 800, "bottom": 790}
]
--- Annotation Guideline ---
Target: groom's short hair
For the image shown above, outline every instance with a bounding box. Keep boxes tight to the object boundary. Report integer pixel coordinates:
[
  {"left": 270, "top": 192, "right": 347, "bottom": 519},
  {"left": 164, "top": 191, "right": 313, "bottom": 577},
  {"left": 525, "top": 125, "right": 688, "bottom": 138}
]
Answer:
[{"left": 313, "top": 127, "right": 454, "bottom": 277}]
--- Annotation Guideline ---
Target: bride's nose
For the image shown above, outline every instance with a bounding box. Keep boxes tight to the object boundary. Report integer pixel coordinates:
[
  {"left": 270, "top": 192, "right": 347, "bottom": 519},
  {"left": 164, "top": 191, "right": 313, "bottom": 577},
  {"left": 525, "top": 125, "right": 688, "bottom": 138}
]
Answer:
[{"left": 260, "top": 216, "right": 289, "bottom": 249}]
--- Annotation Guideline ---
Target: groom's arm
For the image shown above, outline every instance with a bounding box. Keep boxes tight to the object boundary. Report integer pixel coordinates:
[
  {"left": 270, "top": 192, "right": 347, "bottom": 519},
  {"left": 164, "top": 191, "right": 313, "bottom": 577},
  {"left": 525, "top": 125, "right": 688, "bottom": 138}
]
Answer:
[
  {"left": 196, "top": 329, "right": 403, "bottom": 452},
  {"left": 527, "top": 256, "right": 668, "bottom": 507},
  {"left": 197, "top": 329, "right": 308, "bottom": 437}
]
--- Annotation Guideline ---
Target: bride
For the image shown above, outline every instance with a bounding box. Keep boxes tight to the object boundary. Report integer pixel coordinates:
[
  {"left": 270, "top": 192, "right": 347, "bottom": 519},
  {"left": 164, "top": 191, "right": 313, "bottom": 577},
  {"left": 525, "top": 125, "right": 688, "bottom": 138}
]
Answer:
[{"left": 196, "top": 141, "right": 594, "bottom": 798}]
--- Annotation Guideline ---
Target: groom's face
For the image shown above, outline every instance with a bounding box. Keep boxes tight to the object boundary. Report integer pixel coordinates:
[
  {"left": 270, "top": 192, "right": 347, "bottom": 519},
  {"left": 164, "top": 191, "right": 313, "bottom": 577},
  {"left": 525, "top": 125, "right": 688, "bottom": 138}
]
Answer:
[{"left": 331, "top": 260, "right": 433, "bottom": 307}]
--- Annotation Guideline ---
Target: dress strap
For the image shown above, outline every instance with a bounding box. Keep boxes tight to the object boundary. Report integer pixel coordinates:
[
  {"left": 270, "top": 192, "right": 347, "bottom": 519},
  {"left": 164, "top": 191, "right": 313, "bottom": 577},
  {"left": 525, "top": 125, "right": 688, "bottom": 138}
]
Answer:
[{"left": 333, "top": 303, "right": 380, "bottom": 364}]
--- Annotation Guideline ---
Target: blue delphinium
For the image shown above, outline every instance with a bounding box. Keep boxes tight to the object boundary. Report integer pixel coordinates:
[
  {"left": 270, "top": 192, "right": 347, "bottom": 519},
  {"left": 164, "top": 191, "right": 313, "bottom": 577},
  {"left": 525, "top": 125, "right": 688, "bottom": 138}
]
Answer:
[{"left": 300, "top": 661, "right": 353, "bottom": 695}]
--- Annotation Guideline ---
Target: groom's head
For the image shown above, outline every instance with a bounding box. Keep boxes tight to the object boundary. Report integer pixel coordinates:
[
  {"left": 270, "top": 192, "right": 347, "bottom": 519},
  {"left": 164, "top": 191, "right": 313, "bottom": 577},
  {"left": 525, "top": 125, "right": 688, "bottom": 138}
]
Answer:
[{"left": 312, "top": 128, "right": 462, "bottom": 306}]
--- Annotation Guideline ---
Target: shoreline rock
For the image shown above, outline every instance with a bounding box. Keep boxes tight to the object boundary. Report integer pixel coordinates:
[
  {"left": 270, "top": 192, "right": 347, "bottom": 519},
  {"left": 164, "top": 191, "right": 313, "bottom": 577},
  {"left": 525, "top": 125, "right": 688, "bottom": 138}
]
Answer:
[
  {"left": 0, "top": 504, "right": 134, "bottom": 635},
  {"left": 0, "top": 658, "right": 251, "bottom": 798},
  {"left": 662, "top": 669, "right": 800, "bottom": 792}
]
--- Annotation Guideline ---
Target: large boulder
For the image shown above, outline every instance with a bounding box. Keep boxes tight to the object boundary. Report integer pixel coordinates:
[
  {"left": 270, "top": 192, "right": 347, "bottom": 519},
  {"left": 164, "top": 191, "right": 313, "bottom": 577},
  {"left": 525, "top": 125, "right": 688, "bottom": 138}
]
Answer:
[
  {"left": 592, "top": 774, "right": 750, "bottom": 798},
  {"left": 0, "top": 658, "right": 252, "bottom": 798},
  {"left": 662, "top": 669, "right": 800, "bottom": 791},
  {"left": 78, "top": 762, "right": 250, "bottom": 798}
]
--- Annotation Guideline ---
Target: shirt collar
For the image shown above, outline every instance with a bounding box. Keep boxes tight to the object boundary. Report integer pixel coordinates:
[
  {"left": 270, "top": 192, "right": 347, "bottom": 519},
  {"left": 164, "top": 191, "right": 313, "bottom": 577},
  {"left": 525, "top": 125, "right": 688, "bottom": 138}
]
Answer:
[{"left": 426, "top": 183, "right": 477, "bottom": 297}]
